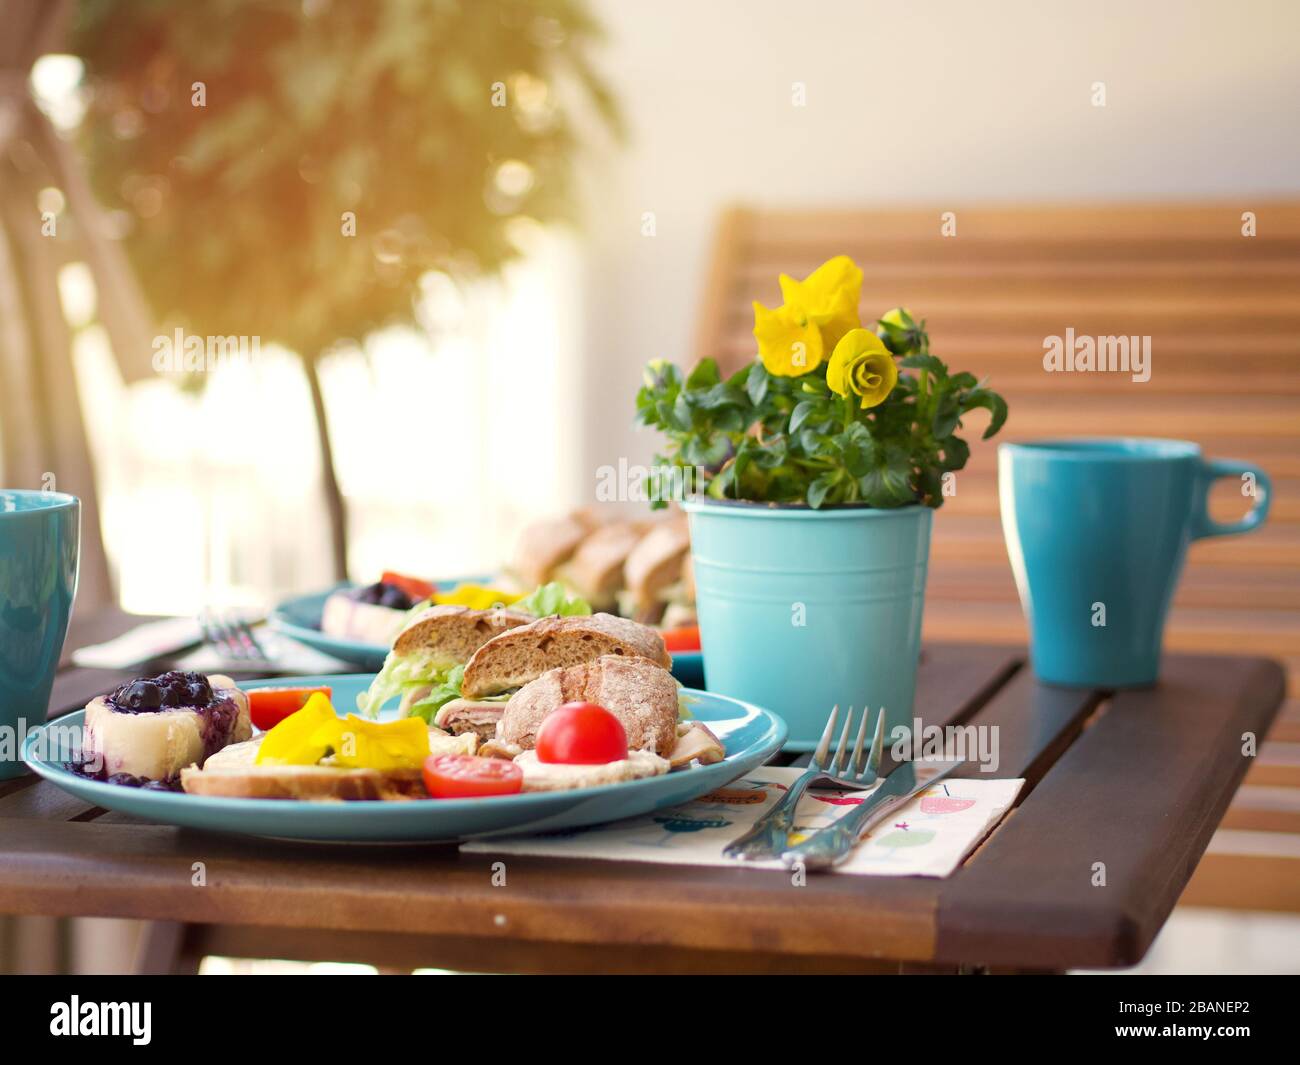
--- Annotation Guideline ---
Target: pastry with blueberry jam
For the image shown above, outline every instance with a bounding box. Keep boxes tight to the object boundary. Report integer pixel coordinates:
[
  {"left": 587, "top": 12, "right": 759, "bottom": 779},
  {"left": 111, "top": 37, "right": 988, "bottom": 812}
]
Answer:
[{"left": 81, "top": 671, "right": 251, "bottom": 787}]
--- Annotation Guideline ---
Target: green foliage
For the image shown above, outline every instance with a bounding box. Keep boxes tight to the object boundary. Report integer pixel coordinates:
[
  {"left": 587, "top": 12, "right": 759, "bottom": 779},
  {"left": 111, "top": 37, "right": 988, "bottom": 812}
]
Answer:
[
  {"left": 513, "top": 580, "right": 592, "bottom": 617},
  {"left": 636, "top": 312, "right": 1008, "bottom": 510},
  {"left": 69, "top": 0, "right": 618, "bottom": 359}
]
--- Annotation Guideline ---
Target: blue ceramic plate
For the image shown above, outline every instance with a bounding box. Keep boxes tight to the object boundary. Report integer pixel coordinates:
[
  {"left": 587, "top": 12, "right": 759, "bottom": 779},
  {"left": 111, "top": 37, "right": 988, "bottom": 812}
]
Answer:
[
  {"left": 268, "top": 580, "right": 706, "bottom": 686},
  {"left": 22, "top": 674, "right": 783, "bottom": 842}
]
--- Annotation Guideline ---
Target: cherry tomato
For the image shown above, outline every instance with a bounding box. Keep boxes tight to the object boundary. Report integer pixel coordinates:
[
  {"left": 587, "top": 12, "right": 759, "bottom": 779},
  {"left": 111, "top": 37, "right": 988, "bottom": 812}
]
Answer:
[
  {"left": 661, "top": 625, "right": 701, "bottom": 652},
  {"left": 248, "top": 686, "right": 333, "bottom": 731},
  {"left": 536, "top": 702, "right": 628, "bottom": 765},
  {"left": 422, "top": 754, "right": 523, "bottom": 798},
  {"left": 380, "top": 571, "right": 437, "bottom": 602}
]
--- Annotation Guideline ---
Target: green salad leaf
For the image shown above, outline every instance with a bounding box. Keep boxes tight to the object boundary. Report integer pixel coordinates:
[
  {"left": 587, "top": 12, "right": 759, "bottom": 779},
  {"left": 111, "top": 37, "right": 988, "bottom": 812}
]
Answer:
[
  {"left": 514, "top": 581, "right": 592, "bottom": 618},
  {"left": 406, "top": 664, "right": 465, "bottom": 723},
  {"left": 356, "top": 650, "right": 457, "bottom": 717}
]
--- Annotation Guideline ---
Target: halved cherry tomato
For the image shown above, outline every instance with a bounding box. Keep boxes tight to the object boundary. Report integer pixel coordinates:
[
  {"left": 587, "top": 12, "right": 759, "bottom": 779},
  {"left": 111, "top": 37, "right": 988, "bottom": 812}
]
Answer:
[
  {"left": 536, "top": 702, "right": 628, "bottom": 765},
  {"left": 248, "top": 686, "right": 333, "bottom": 731},
  {"left": 661, "top": 625, "right": 701, "bottom": 653},
  {"left": 380, "top": 571, "right": 437, "bottom": 602},
  {"left": 422, "top": 754, "right": 523, "bottom": 798}
]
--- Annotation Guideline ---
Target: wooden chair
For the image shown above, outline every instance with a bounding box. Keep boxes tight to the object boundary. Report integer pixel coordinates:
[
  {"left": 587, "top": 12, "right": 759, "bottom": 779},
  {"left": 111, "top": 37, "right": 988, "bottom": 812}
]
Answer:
[{"left": 693, "top": 202, "right": 1300, "bottom": 912}]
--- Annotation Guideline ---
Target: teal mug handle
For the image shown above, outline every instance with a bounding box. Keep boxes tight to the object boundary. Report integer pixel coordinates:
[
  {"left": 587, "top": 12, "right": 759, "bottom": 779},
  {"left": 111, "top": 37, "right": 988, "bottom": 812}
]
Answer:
[{"left": 1193, "top": 459, "right": 1271, "bottom": 539}]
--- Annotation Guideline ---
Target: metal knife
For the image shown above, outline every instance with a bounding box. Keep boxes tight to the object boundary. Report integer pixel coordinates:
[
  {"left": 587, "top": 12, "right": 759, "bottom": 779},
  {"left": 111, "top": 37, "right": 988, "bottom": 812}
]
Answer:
[{"left": 779, "top": 756, "right": 966, "bottom": 871}]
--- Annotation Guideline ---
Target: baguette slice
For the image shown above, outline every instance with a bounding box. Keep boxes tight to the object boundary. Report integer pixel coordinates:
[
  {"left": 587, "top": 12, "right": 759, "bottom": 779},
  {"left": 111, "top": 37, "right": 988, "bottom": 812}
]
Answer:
[
  {"left": 180, "top": 730, "right": 476, "bottom": 800},
  {"left": 460, "top": 613, "right": 670, "bottom": 699},
  {"left": 392, "top": 604, "right": 533, "bottom": 662},
  {"left": 560, "top": 521, "right": 646, "bottom": 610},
  {"left": 511, "top": 511, "right": 593, "bottom": 588},
  {"left": 497, "top": 653, "right": 680, "bottom": 756},
  {"left": 623, "top": 516, "right": 690, "bottom": 623}
]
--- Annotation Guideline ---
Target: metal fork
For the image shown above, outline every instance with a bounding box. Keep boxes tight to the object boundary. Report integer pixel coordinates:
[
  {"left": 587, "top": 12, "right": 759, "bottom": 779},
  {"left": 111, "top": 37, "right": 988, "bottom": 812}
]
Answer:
[
  {"left": 198, "top": 610, "right": 270, "bottom": 667},
  {"left": 781, "top": 752, "right": 966, "bottom": 871},
  {"left": 723, "top": 705, "right": 886, "bottom": 861}
]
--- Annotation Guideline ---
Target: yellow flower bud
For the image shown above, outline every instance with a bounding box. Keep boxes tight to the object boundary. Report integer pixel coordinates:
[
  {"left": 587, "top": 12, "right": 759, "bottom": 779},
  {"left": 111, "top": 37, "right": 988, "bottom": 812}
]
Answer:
[{"left": 827, "top": 329, "right": 898, "bottom": 409}]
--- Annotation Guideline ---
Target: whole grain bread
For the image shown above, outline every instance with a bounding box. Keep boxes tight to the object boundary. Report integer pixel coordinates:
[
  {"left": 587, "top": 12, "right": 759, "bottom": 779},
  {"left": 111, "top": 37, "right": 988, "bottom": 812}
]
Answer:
[
  {"left": 392, "top": 604, "right": 532, "bottom": 661},
  {"left": 623, "top": 515, "right": 690, "bottom": 621},
  {"left": 562, "top": 521, "right": 646, "bottom": 608},
  {"left": 511, "top": 511, "right": 593, "bottom": 588},
  {"left": 497, "top": 653, "right": 679, "bottom": 756},
  {"left": 460, "top": 612, "right": 671, "bottom": 698}
]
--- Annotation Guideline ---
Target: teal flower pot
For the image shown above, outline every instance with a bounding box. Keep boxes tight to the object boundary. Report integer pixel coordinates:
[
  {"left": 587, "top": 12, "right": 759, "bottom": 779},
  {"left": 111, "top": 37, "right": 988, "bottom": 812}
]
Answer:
[{"left": 682, "top": 499, "right": 932, "bottom": 750}]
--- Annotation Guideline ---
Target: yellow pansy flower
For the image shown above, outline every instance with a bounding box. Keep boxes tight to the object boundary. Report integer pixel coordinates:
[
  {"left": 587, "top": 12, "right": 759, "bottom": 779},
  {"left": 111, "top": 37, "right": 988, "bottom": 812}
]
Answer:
[
  {"left": 752, "top": 300, "right": 824, "bottom": 376},
  {"left": 827, "top": 329, "right": 898, "bottom": 409},
  {"left": 778, "top": 254, "right": 864, "bottom": 351}
]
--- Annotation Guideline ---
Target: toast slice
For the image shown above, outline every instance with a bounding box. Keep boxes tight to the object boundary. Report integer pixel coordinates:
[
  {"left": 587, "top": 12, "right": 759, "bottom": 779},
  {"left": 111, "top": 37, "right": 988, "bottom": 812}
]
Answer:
[
  {"left": 392, "top": 604, "right": 533, "bottom": 661},
  {"left": 460, "top": 613, "right": 671, "bottom": 699},
  {"left": 497, "top": 653, "right": 680, "bottom": 756},
  {"left": 179, "top": 729, "right": 476, "bottom": 800}
]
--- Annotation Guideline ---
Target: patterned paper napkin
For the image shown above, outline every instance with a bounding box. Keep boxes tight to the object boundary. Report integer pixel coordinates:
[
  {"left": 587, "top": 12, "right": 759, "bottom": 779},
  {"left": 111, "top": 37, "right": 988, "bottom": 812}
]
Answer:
[{"left": 461, "top": 766, "right": 1024, "bottom": 877}]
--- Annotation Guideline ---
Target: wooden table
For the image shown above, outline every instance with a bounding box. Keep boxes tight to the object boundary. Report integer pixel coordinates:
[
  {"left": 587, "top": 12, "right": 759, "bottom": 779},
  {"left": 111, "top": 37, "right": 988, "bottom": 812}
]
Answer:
[{"left": 0, "top": 610, "right": 1284, "bottom": 974}]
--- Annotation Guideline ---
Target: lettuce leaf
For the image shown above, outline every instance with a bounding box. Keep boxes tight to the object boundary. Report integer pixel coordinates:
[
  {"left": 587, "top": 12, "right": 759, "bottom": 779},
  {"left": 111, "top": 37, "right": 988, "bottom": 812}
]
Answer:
[
  {"left": 514, "top": 581, "right": 592, "bottom": 618},
  {"left": 356, "top": 650, "right": 456, "bottom": 717},
  {"left": 406, "top": 664, "right": 466, "bottom": 723}
]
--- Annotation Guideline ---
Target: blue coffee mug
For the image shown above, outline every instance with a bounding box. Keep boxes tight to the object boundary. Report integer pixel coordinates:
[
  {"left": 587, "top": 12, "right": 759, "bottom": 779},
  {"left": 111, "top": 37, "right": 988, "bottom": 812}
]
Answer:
[
  {"left": 0, "top": 491, "right": 80, "bottom": 778},
  {"left": 999, "top": 439, "right": 1270, "bottom": 688}
]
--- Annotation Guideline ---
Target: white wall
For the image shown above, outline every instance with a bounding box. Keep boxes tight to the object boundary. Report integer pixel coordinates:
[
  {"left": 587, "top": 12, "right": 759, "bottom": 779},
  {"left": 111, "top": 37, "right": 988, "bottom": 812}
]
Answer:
[{"left": 575, "top": 0, "right": 1300, "bottom": 483}]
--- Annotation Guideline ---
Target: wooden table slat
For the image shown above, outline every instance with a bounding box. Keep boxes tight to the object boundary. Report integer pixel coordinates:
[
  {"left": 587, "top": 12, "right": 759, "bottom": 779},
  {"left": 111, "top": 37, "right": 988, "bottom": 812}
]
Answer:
[
  {"left": 0, "top": 778, "right": 100, "bottom": 822},
  {"left": 934, "top": 653, "right": 1286, "bottom": 968}
]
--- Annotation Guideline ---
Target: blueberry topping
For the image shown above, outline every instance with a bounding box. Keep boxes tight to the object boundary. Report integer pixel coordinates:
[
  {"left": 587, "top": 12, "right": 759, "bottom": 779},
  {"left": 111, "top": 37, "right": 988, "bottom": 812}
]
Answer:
[
  {"left": 349, "top": 581, "right": 415, "bottom": 610},
  {"left": 109, "top": 670, "right": 218, "bottom": 713},
  {"left": 113, "top": 679, "right": 163, "bottom": 711},
  {"left": 379, "top": 585, "right": 410, "bottom": 608}
]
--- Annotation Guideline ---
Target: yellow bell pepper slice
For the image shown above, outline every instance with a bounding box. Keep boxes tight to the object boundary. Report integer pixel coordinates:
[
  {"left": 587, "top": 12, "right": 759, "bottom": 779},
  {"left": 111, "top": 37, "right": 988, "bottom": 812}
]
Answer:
[
  {"left": 432, "top": 583, "right": 523, "bottom": 611},
  {"left": 255, "top": 692, "right": 344, "bottom": 766},
  {"left": 332, "top": 713, "right": 430, "bottom": 771},
  {"left": 255, "top": 694, "right": 431, "bottom": 770}
]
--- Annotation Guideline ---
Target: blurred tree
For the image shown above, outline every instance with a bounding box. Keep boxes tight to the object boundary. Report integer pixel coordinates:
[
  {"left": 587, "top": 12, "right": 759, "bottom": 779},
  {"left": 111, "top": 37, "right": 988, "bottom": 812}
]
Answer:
[{"left": 68, "top": 0, "right": 618, "bottom": 578}]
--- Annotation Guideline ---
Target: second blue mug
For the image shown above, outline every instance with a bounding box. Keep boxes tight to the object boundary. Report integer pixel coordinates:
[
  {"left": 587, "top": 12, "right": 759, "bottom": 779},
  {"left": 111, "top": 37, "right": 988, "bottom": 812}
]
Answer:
[
  {"left": 999, "top": 438, "right": 1270, "bottom": 688},
  {"left": 0, "top": 490, "right": 80, "bottom": 778}
]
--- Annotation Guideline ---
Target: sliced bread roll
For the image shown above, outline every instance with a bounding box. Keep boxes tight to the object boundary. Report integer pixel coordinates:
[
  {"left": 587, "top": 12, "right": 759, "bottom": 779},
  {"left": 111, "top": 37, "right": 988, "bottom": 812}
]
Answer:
[
  {"left": 561, "top": 521, "right": 646, "bottom": 609},
  {"left": 460, "top": 613, "right": 671, "bottom": 699},
  {"left": 393, "top": 604, "right": 532, "bottom": 662},
  {"left": 623, "top": 516, "right": 690, "bottom": 623},
  {"left": 497, "top": 653, "right": 679, "bottom": 756},
  {"left": 511, "top": 511, "right": 593, "bottom": 588}
]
